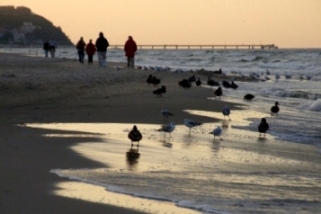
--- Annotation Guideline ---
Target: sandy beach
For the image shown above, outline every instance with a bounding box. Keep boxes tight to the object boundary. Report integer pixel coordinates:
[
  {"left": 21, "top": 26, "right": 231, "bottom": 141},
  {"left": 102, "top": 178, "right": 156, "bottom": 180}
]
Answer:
[{"left": 1, "top": 53, "right": 320, "bottom": 214}]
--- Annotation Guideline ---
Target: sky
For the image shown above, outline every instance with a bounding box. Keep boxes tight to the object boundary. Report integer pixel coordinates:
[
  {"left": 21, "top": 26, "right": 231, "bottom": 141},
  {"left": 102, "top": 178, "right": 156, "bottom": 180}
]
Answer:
[{"left": 1, "top": 0, "right": 320, "bottom": 48}]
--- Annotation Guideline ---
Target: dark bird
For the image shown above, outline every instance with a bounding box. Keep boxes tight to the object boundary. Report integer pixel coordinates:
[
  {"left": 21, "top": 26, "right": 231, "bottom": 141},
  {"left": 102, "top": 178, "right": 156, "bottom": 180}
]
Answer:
[
  {"left": 152, "top": 76, "right": 161, "bottom": 85},
  {"left": 214, "top": 87, "right": 223, "bottom": 98},
  {"left": 184, "top": 119, "right": 202, "bottom": 135},
  {"left": 258, "top": 118, "right": 269, "bottom": 137},
  {"left": 222, "top": 80, "right": 233, "bottom": 89},
  {"left": 153, "top": 85, "right": 166, "bottom": 97},
  {"left": 195, "top": 78, "right": 201, "bottom": 86},
  {"left": 231, "top": 81, "right": 238, "bottom": 89},
  {"left": 128, "top": 125, "right": 143, "bottom": 147},
  {"left": 222, "top": 105, "right": 231, "bottom": 120},
  {"left": 188, "top": 75, "right": 196, "bottom": 82},
  {"left": 146, "top": 74, "right": 153, "bottom": 84},
  {"left": 178, "top": 79, "right": 192, "bottom": 89},
  {"left": 244, "top": 94, "right": 255, "bottom": 101},
  {"left": 271, "top": 101, "right": 280, "bottom": 117},
  {"left": 207, "top": 76, "right": 220, "bottom": 87}
]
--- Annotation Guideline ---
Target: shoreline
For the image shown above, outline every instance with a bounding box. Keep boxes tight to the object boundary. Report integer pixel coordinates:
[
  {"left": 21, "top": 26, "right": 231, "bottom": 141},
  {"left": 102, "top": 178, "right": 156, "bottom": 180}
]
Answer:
[
  {"left": 0, "top": 53, "right": 229, "bottom": 214},
  {"left": 1, "top": 53, "right": 320, "bottom": 214}
]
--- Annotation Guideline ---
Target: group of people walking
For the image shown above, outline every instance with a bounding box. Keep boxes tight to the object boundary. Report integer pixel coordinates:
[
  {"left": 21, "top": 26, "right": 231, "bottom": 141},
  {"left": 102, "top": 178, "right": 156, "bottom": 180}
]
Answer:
[
  {"left": 76, "top": 33, "right": 137, "bottom": 67},
  {"left": 43, "top": 32, "right": 138, "bottom": 68},
  {"left": 43, "top": 39, "right": 57, "bottom": 58}
]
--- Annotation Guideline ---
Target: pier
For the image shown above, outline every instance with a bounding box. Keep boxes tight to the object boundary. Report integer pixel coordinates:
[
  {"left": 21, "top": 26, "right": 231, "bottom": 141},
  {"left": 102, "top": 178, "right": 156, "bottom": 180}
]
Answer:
[{"left": 110, "top": 44, "right": 278, "bottom": 50}]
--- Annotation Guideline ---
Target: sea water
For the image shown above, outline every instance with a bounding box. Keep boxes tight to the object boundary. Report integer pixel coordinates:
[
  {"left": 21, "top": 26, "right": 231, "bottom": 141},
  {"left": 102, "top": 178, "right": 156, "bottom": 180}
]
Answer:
[{"left": 3, "top": 47, "right": 321, "bottom": 213}]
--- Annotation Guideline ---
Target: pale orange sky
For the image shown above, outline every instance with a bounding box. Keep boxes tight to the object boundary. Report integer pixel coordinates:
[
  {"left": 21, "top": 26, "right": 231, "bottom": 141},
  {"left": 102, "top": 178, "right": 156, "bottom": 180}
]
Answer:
[{"left": 1, "top": 0, "right": 320, "bottom": 48}]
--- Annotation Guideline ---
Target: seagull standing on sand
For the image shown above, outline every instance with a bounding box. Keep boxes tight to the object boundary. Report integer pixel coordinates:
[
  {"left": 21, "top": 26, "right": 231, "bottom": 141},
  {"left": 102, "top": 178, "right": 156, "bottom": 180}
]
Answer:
[
  {"left": 214, "top": 87, "right": 223, "bottom": 98},
  {"left": 196, "top": 78, "right": 201, "bottom": 86},
  {"left": 158, "top": 122, "right": 176, "bottom": 141},
  {"left": 258, "top": 118, "right": 269, "bottom": 137},
  {"left": 184, "top": 119, "right": 202, "bottom": 135},
  {"left": 153, "top": 85, "right": 166, "bottom": 97},
  {"left": 161, "top": 109, "right": 174, "bottom": 120},
  {"left": 209, "top": 126, "right": 223, "bottom": 140},
  {"left": 244, "top": 94, "right": 255, "bottom": 101},
  {"left": 222, "top": 105, "right": 231, "bottom": 120},
  {"left": 270, "top": 101, "right": 280, "bottom": 117},
  {"left": 128, "top": 125, "right": 143, "bottom": 147}
]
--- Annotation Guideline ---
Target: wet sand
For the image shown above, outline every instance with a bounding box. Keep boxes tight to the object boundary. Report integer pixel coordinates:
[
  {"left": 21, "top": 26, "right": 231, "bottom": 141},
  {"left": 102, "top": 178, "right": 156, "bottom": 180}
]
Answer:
[
  {"left": 0, "top": 53, "right": 230, "bottom": 214},
  {"left": 1, "top": 53, "right": 320, "bottom": 214}
]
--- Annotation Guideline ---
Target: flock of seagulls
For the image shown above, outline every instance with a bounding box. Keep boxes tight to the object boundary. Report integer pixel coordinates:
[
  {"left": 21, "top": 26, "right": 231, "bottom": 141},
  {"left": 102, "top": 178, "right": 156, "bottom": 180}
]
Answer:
[{"left": 127, "top": 71, "right": 281, "bottom": 147}]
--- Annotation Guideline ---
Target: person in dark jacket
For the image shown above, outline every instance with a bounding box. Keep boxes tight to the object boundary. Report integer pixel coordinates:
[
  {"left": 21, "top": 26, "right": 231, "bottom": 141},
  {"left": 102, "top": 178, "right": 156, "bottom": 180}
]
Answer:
[
  {"left": 95, "top": 32, "right": 109, "bottom": 67},
  {"left": 85, "top": 39, "right": 96, "bottom": 64},
  {"left": 43, "top": 41, "right": 49, "bottom": 57},
  {"left": 76, "top": 37, "right": 86, "bottom": 63},
  {"left": 124, "top": 36, "right": 137, "bottom": 68}
]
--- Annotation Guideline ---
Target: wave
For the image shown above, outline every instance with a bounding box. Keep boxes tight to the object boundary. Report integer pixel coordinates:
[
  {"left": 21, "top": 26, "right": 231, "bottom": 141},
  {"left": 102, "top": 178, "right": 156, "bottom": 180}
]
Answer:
[{"left": 299, "top": 98, "right": 321, "bottom": 112}]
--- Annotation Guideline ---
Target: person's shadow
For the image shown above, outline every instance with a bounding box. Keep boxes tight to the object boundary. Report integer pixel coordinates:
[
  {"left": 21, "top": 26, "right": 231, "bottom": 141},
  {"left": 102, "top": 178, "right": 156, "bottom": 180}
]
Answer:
[{"left": 126, "top": 145, "right": 140, "bottom": 170}]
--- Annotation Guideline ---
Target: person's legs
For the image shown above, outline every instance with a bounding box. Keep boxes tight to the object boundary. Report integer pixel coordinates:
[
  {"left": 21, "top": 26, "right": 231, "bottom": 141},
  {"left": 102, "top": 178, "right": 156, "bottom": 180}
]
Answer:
[
  {"left": 88, "top": 55, "right": 93, "bottom": 63},
  {"left": 97, "top": 52, "right": 103, "bottom": 66},
  {"left": 45, "top": 50, "right": 48, "bottom": 58},
  {"left": 127, "top": 57, "right": 130, "bottom": 67},
  {"left": 130, "top": 57, "right": 135, "bottom": 68},
  {"left": 102, "top": 52, "right": 107, "bottom": 67}
]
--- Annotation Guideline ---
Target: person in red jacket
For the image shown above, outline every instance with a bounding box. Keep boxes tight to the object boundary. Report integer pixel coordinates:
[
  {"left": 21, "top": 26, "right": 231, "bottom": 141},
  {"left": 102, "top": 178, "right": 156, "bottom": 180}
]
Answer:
[
  {"left": 124, "top": 36, "right": 137, "bottom": 68},
  {"left": 85, "top": 39, "right": 97, "bottom": 64}
]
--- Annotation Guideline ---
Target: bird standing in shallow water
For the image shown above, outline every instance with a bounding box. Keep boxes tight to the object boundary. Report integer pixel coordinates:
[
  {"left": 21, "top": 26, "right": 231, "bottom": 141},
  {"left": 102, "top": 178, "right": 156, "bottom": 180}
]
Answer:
[
  {"left": 222, "top": 105, "right": 231, "bottom": 120},
  {"left": 158, "top": 122, "right": 176, "bottom": 141},
  {"left": 209, "top": 126, "right": 223, "bottom": 140},
  {"left": 258, "top": 118, "right": 269, "bottom": 137},
  {"left": 184, "top": 119, "right": 202, "bottom": 135},
  {"left": 128, "top": 125, "right": 143, "bottom": 147},
  {"left": 271, "top": 102, "right": 280, "bottom": 117}
]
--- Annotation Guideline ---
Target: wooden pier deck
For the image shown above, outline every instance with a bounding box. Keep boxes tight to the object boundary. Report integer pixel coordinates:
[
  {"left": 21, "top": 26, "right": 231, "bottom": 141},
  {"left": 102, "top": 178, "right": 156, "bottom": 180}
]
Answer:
[{"left": 110, "top": 44, "right": 278, "bottom": 50}]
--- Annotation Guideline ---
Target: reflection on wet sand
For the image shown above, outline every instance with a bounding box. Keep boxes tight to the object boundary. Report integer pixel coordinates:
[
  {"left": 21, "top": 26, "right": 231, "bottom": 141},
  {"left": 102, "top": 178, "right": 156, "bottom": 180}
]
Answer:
[
  {"left": 222, "top": 120, "right": 229, "bottom": 129},
  {"left": 126, "top": 146, "right": 140, "bottom": 169}
]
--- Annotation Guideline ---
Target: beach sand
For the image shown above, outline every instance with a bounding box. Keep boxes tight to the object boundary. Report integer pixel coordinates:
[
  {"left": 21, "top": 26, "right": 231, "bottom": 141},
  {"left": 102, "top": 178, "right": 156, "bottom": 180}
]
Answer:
[{"left": 1, "top": 53, "right": 320, "bottom": 213}]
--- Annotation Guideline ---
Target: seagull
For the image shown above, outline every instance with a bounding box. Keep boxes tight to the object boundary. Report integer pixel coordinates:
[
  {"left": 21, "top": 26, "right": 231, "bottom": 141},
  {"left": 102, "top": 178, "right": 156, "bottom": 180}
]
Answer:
[
  {"left": 158, "top": 122, "right": 176, "bottom": 141},
  {"left": 146, "top": 74, "right": 153, "bottom": 84},
  {"left": 153, "top": 85, "right": 166, "bottom": 97},
  {"left": 270, "top": 101, "right": 280, "bottom": 117},
  {"left": 275, "top": 73, "right": 280, "bottom": 81},
  {"left": 244, "top": 94, "right": 255, "bottom": 101},
  {"left": 178, "top": 79, "right": 192, "bottom": 89},
  {"left": 161, "top": 109, "right": 174, "bottom": 120},
  {"left": 258, "top": 118, "right": 269, "bottom": 137},
  {"left": 231, "top": 81, "right": 238, "bottom": 89},
  {"left": 209, "top": 126, "right": 223, "bottom": 140},
  {"left": 128, "top": 125, "right": 143, "bottom": 147},
  {"left": 152, "top": 76, "right": 161, "bottom": 85},
  {"left": 188, "top": 75, "right": 196, "bottom": 82},
  {"left": 184, "top": 119, "right": 202, "bottom": 135},
  {"left": 222, "top": 105, "right": 231, "bottom": 120},
  {"left": 222, "top": 80, "right": 233, "bottom": 90},
  {"left": 214, "top": 87, "right": 223, "bottom": 98},
  {"left": 195, "top": 78, "right": 201, "bottom": 86},
  {"left": 207, "top": 76, "right": 220, "bottom": 88}
]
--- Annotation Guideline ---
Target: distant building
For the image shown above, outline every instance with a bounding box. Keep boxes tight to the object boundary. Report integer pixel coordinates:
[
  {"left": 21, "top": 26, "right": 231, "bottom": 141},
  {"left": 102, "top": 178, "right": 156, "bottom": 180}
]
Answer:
[{"left": 21, "top": 22, "right": 37, "bottom": 34}]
